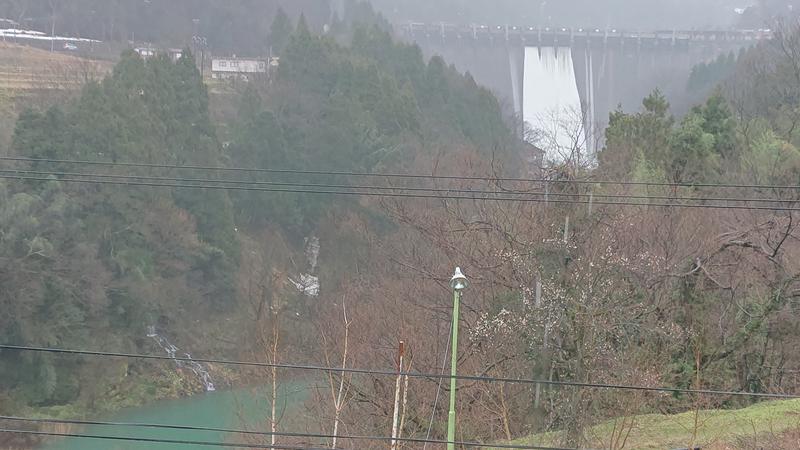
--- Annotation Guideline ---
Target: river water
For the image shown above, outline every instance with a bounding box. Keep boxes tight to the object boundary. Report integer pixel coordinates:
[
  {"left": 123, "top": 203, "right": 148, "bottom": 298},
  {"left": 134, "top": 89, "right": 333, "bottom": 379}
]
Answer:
[{"left": 39, "top": 383, "right": 310, "bottom": 450}]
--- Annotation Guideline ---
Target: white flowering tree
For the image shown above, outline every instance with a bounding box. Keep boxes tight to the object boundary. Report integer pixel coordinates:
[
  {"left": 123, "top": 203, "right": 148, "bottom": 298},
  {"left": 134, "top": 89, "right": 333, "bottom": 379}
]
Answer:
[{"left": 464, "top": 214, "right": 678, "bottom": 444}]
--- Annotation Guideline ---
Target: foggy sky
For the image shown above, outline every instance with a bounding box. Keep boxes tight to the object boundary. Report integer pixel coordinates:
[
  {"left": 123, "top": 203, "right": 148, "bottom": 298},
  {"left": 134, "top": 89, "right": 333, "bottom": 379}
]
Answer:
[{"left": 369, "top": 0, "right": 775, "bottom": 30}]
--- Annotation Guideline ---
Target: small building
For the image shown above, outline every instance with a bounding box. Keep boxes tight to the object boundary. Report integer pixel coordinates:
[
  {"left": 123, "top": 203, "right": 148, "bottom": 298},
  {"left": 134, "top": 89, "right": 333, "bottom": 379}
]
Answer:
[
  {"left": 167, "top": 48, "right": 183, "bottom": 62},
  {"left": 211, "top": 57, "right": 266, "bottom": 81},
  {"left": 134, "top": 47, "right": 157, "bottom": 59},
  {"left": 134, "top": 47, "right": 183, "bottom": 62}
]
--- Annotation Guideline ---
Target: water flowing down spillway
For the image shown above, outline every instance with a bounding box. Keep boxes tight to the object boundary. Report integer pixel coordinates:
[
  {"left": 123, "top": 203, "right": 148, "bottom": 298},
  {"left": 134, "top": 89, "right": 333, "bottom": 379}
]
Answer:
[{"left": 523, "top": 47, "right": 586, "bottom": 162}]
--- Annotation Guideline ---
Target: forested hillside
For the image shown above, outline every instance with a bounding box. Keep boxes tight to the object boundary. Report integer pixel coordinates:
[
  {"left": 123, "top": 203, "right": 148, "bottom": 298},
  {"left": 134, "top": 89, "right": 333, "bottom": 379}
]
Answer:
[
  {"left": 1, "top": 50, "right": 239, "bottom": 413},
  {"left": 276, "top": 17, "right": 800, "bottom": 448},
  {"left": 0, "top": 0, "right": 331, "bottom": 54},
  {"left": 0, "top": 5, "right": 516, "bottom": 421},
  {"left": 5, "top": 2, "right": 800, "bottom": 449}
]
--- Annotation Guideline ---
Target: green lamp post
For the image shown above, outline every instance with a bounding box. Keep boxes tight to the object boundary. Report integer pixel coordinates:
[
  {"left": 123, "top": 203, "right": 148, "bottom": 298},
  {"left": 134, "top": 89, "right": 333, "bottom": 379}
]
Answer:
[{"left": 447, "top": 267, "right": 468, "bottom": 450}]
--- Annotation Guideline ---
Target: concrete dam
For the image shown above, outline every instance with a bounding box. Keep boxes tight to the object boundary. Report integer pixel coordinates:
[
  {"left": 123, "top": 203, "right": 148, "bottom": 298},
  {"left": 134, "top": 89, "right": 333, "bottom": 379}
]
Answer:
[{"left": 401, "top": 24, "right": 770, "bottom": 161}]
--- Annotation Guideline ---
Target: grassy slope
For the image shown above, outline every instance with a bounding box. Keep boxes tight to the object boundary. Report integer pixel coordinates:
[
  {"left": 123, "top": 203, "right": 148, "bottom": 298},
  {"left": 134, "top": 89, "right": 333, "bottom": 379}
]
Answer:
[
  {"left": 0, "top": 43, "right": 111, "bottom": 91},
  {"left": 500, "top": 400, "right": 800, "bottom": 450}
]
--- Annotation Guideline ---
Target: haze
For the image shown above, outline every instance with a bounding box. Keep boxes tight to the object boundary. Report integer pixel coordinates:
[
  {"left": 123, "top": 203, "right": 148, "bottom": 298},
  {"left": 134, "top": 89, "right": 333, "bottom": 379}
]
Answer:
[
  {"left": 3, "top": 1, "right": 800, "bottom": 449},
  {"left": 371, "top": 0, "right": 787, "bottom": 29}
]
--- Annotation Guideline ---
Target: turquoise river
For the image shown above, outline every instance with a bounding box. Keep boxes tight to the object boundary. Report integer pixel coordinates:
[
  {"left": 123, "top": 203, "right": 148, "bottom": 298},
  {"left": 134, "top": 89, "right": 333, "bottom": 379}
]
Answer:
[{"left": 39, "top": 383, "right": 311, "bottom": 450}]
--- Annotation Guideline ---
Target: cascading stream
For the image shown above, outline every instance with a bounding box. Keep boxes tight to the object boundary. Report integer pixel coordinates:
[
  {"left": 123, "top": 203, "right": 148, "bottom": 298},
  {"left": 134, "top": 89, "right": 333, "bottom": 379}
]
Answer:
[
  {"left": 289, "top": 236, "right": 321, "bottom": 297},
  {"left": 146, "top": 326, "right": 216, "bottom": 392}
]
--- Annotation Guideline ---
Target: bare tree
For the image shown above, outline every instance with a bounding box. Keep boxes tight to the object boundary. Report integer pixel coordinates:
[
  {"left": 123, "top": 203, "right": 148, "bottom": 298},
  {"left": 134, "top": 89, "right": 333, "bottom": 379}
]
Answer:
[
  {"left": 322, "top": 300, "right": 352, "bottom": 449},
  {"left": 525, "top": 105, "right": 594, "bottom": 172}
]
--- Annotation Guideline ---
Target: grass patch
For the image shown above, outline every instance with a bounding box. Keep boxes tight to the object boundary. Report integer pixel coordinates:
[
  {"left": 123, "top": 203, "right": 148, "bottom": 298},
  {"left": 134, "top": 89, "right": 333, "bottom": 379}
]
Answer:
[{"left": 499, "top": 399, "right": 800, "bottom": 449}]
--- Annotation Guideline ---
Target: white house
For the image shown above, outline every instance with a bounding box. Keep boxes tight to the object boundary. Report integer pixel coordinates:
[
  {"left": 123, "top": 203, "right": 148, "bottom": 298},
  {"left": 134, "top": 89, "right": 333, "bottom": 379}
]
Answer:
[
  {"left": 167, "top": 48, "right": 184, "bottom": 61},
  {"left": 211, "top": 57, "right": 266, "bottom": 80},
  {"left": 134, "top": 47, "right": 157, "bottom": 59},
  {"left": 134, "top": 47, "right": 183, "bottom": 62}
]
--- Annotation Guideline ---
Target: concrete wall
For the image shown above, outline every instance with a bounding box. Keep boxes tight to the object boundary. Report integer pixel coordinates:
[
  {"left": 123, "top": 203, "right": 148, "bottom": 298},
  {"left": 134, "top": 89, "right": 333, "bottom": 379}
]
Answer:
[{"left": 407, "top": 33, "right": 748, "bottom": 140}]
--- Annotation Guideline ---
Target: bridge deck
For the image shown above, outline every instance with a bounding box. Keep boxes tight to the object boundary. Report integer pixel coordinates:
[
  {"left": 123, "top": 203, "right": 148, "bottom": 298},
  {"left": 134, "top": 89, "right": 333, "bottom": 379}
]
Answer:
[{"left": 402, "top": 23, "right": 772, "bottom": 47}]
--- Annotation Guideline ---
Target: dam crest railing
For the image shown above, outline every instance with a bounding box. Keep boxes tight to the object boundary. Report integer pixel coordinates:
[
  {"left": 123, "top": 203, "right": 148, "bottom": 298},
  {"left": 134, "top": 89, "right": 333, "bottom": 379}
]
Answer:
[{"left": 401, "top": 23, "right": 773, "bottom": 47}]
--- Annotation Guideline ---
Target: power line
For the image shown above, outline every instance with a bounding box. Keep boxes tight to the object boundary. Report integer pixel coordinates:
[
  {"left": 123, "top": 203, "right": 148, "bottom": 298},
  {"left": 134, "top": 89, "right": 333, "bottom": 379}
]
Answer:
[
  {"left": 2, "top": 173, "right": 800, "bottom": 212},
  {"left": 0, "top": 428, "right": 332, "bottom": 450},
  {"left": 3, "top": 168, "right": 800, "bottom": 205},
  {"left": 2, "top": 344, "right": 796, "bottom": 399},
  {"left": 0, "top": 416, "right": 575, "bottom": 450},
  {"left": 5, "top": 155, "right": 800, "bottom": 190},
  {"left": 0, "top": 168, "right": 520, "bottom": 195}
]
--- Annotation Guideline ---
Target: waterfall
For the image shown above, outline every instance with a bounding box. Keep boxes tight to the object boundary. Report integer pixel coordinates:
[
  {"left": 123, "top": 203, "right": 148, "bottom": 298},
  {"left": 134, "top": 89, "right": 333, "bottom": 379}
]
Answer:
[
  {"left": 289, "top": 236, "right": 321, "bottom": 297},
  {"left": 146, "top": 326, "right": 216, "bottom": 392},
  {"left": 288, "top": 274, "right": 320, "bottom": 297},
  {"left": 523, "top": 47, "right": 586, "bottom": 162},
  {"left": 304, "top": 236, "right": 320, "bottom": 272}
]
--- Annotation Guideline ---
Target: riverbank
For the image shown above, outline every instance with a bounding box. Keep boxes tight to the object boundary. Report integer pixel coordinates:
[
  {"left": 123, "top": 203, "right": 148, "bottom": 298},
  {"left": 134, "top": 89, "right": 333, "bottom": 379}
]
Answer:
[
  {"left": 35, "top": 382, "right": 311, "bottom": 450},
  {"left": 2, "top": 361, "right": 254, "bottom": 450}
]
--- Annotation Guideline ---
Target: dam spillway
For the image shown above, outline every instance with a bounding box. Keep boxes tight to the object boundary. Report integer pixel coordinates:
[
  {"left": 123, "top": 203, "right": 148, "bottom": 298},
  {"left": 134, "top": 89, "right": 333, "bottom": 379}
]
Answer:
[{"left": 523, "top": 47, "right": 586, "bottom": 162}]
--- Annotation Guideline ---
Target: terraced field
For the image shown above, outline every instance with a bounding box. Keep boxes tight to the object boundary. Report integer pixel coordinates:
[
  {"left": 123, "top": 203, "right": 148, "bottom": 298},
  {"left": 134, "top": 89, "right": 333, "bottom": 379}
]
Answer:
[
  {"left": 0, "top": 43, "right": 111, "bottom": 91},
  {"left": 0, "top": 42, "right": 113, "bottom": 149}
]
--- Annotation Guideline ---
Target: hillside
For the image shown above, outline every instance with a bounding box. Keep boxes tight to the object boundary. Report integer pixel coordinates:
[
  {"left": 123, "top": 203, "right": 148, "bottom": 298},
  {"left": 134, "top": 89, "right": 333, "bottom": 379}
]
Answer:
[
  {"left": 0, "top": 43, "right": 110, "bottom": 92},
  {"left": 0, "top": 6, "right": 519, "bottom": 430},
  {"left": 502, "top": 400, "right": 800, "bottom": 450},
  {"left": 0, "top": 43, "right": 112, "bottom": 151},
  {"left": 6, "top": 3, "right": 800, "bottom": 450}
]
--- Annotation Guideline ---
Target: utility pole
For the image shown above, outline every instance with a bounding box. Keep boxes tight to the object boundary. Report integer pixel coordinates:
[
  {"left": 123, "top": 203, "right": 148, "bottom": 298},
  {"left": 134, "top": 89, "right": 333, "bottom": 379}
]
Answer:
[
  {"left": 268, "top": 45, "right": 274, "bottom": 82},
  {"left": 447, "top": 268, "right": 468, "bottom": 450},
  {"left": 192, "top": 18, "right": 200, "bottom": 40},
  {"left": 390, "top": 341, "right": 406, "bottom": 450},
  {"left": 50, "top": 12, "right": 55, "bottom": 52},
  {"left": 191, "top": 34, "right": 207, "bottom": 78},
  {"left": 533, "top": 277, "right": 543, "bottom": 408}
]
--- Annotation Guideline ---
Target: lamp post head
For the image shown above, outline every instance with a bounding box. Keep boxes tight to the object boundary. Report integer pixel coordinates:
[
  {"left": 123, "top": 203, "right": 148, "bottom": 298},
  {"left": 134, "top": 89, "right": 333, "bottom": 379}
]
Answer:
[{"left": 450, "top": 267, "right": 468, "bottom": 291}]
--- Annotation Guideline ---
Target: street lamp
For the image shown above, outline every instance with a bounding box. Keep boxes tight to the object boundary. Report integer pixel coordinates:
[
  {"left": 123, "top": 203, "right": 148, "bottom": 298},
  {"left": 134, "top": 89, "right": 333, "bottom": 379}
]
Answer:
[{"left": 447, "top": 267, "right": 468, "bottom": 450}]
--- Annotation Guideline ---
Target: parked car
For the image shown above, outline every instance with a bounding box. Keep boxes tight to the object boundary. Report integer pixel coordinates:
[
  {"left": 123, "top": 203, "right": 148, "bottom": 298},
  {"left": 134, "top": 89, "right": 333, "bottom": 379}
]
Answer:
[{"left": 63, "top": 42, "right": 78, "bottom": 51}]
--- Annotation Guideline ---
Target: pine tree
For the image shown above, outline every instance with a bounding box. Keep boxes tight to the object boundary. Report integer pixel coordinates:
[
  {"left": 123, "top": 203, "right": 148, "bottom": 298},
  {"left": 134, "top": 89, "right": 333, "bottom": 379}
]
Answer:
[{"left": 269, "top": 7, "right": 293, "bottom": 56}]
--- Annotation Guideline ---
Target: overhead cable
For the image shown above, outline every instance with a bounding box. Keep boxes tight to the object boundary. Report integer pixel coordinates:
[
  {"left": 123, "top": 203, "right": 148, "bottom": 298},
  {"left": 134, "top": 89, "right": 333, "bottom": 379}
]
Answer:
[
  {"left": 2, "top": 168, "right": 800, "bottom": 205},
  {"left": 2, "top": 344, "right": 795, "bottom": 399},
  {"left": 1, "top": 173, "right": 799, "bottom": 211},
  {"left": 4, "top": 155, "right": 800, "bottom": 190},
  {"left": 0, "top": 428, "right": 332, "bottom": 450},
  {"left": 0, "top": 417, "right": 573, "bottom": 450}
]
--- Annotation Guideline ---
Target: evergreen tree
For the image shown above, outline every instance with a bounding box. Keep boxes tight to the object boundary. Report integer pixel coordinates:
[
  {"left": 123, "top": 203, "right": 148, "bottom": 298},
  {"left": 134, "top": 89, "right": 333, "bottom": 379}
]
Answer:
[
  {"left": 4, "top": 48, "right": 246, "bottom": 411},
  {"left": 269, "top": 7, "right": 293, "bottom": 56},
  {"left": 691, "top": 93, "right": 737, "bottom": 159}
]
